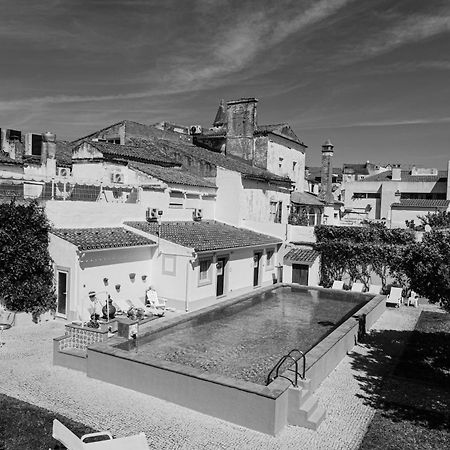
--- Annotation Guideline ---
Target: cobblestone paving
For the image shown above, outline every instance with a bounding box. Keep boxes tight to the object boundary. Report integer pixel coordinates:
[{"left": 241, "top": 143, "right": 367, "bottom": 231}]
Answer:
[{"left": 0, "top": 303, "right": 438, "bottom": 449}]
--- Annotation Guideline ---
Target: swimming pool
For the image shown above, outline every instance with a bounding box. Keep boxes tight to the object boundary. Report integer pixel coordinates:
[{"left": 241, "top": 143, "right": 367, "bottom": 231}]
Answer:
[
  {"left": 116, "top": 287, "right": 366, "bottom": 384},
  {"left": 82, "top": 284, "right": 385, "bottom": 435}
]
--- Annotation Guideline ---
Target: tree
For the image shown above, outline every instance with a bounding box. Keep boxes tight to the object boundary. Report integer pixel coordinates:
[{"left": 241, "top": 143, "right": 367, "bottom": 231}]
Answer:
[
  {"left": 401, "top": 230, "right": 450, "bottom": 311},
  {"left": 419, "top": 210, "right": 450, "bottom": 229},
  {"left": 0, "top": 200, "right": 56, "bottom": 320}
]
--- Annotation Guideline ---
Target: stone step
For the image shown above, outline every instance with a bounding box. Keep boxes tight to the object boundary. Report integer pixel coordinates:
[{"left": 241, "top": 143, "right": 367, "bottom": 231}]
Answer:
[{"left": 287, "top": 386, "right": 326, "bottom": 430}]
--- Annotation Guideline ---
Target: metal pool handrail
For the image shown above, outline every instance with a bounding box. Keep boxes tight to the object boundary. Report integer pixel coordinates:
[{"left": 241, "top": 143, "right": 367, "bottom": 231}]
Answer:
[{"left": 266, "top": 349, "right": 306, "bottom": 387}]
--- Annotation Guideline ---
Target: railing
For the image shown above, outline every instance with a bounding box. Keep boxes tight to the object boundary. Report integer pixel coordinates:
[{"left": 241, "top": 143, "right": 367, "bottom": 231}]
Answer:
[{"left": 266, "top": 349, "right": 305, "bottom": 387}]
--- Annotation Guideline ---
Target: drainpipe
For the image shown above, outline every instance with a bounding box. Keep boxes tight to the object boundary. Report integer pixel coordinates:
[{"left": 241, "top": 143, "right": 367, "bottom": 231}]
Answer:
[{"left": 185, "top": 261, "right": 190, "bottom": 312}]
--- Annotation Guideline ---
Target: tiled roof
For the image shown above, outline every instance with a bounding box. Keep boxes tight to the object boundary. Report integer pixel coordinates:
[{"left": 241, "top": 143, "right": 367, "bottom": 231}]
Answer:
[
  {"left": 391, "top": 199, "right": 450, "bottom": 209},
  {"left": 129, "top": 162, "right": 216, "bottom": 188},
  {"left": 51, "top": 227, "right": 156, "bottom": 250},
  {"left": 0, "top": 152, "right": 23, "bottom": 165},
  {"left": 291, "top": 191, "right": 324, "bottom": 206},
  {"left": 55, "top": 141, "right": 74, "bottom": 167},
  {"left": 363, "top": 170, "right": 447, "bottom": 183},
  {"left": 284, "top": 247, "right": 319, "bottom": 263},
  {"left": 343, "top": 164, "right": 370, "bottom": 175},
  {"left": 124, "top": 220, "right": 282, "bottom": 252},
  {"left": 82, "top": 140, "right": 178, "bottom": 166},
  {"left": 157, "top": 139, "right": 292, "bottom": 184},
  {"left": 255, "top": 123, "right": 306, "bottom": 147}
]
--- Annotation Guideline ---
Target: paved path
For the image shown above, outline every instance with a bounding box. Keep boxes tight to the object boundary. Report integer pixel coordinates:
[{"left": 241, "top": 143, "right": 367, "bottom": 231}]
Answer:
[{"left": 0, "top": 302, "right": 440, "bottom": 449}]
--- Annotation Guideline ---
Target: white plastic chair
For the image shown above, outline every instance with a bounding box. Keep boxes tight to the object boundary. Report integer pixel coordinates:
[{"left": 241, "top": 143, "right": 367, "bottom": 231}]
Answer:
[
  {"left": 407, "top": 290, "right": 419, "bottom": 307},
  {"left": 368, "top": 284, "right": 382, "bottom": 295},
  {"left": 52, "top": 419, "right": 150, "bottom": 449},
  {"left": 331, "top": 280, "right": 344, "bottom": 290},
  {"left": 386, "top": 287, "right": 403, "bottom": 307},
  {"left": 351, "top": 283, "right": 364, "bottom": 292}
]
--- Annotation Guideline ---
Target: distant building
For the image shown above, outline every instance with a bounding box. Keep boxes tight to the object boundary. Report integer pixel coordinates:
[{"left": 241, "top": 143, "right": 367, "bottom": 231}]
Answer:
[
  {"left": 342, "top": 163, "right": 450, "bottom": 227},
  {"left": 193, "top": 98, "right": 307, "bottom": 191}
]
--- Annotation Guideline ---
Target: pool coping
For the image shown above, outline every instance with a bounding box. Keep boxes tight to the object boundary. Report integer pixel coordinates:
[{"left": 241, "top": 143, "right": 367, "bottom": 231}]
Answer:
[{"left": 87, "top": 284, "right": 383, "bottom": 400}]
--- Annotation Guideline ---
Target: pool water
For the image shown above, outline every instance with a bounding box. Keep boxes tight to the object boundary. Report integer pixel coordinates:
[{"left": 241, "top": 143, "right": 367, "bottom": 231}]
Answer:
[{"left": 119, "top": 287, "right": 366, "bottom": 385}]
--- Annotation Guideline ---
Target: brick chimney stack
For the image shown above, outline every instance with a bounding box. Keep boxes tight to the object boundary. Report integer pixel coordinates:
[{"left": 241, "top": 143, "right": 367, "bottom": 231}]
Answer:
[
  {"left": 320, "top": 139, "right": 334, "bottom": 204},
  {"left": 42, "top": 132, "right": 56, "bottom": 177},
  {"left": 225, "top": 97, "right": 258, "bottom": 162}
]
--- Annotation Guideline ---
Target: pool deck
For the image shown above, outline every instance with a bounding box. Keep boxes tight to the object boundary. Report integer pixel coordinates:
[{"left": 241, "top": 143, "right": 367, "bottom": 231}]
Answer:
[{"left": 0, "top": 300, "right": 443, "bottom": 449}]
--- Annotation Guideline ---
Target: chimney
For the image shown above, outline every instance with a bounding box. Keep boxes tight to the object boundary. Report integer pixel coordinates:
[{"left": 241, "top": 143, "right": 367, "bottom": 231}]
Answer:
[
  {"left": 320, "top": 139, "right": 335, "bottom": 204},
  {"left": 391, "top": 164, "right": 401, "bottom": 181},
  {"left": 225, "top": 97, "right": 258, "bottom": 162},
  {"left": 42, "top": 132, "right": 57, "bottom": 177}
]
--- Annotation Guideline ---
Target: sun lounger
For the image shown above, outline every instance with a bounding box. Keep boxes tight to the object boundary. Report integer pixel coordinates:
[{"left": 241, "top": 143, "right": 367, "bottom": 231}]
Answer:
[
  {"left": 407, "top": 290, "right": 419, "bottom": 307},
  {"left": 386, "top": 287, "right": 403, "bottom": 307},
  {"left": 368, "top": 284, "right": 382, "bottom": 294},
  {"left": 331, "top": 280, "right": 344, "bottom": 290},
  {"left": 112, "top": 298, "right": 132, "bottom": 314},
  {"left": 351, "top": 283, "right": 364, "bottom": 292},
  {"left": 52, "top": 419, "right": 150, "bottom": 449}
]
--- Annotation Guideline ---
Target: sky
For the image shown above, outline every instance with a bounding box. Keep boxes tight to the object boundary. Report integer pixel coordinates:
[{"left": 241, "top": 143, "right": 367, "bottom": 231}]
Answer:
[{"left": 0, "top": 0, "right": 449, "bottom": 168}]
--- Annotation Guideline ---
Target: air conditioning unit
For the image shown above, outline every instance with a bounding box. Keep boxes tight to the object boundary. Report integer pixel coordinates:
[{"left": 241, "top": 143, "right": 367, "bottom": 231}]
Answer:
[
  {"left": 189, "top": 125, "right": 202, "bottom": 135},
  {"left": 146, "top": 208, "right": 158, "bottom": 222},
  {"left": 111, "top": 172, "right": 124, "bottom": 184},
  {"left": 57, "top": 167, "right": 71, "bottom": 178},
  {"left": 193, "top": 208, "right": 203, "bottom": 221}
]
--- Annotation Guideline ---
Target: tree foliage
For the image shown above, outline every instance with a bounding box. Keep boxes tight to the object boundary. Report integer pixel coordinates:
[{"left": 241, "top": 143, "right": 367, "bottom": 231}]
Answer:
[
  {"left": 419, "top": 210, "right": 450, "bottom": 229},
  {"left": 400, "top": 230, "right": 450, "bottom": 311},
  {"left": 0, "top": 200, "right": 56, "bottom": 320}
]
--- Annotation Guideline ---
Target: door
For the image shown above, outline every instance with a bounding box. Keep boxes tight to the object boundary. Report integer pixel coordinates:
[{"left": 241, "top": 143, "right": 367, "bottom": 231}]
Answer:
[
  {"left": 253, "top": 253, "right": 262, "bottom": 286},
  {"left": 56, "top": 270, "right": 68, "bottom": 316},
  {"left": 292, "top": 264, "right": 309, "bottom": 285},
  {"left": 216, "top": 258, "right": 226, "bottom": 297}
]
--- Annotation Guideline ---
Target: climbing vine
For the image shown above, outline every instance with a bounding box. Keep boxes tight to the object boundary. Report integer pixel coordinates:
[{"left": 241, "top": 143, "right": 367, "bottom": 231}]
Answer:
[{"left": 314, "top": 223, "right": 414, "bottom": 291}]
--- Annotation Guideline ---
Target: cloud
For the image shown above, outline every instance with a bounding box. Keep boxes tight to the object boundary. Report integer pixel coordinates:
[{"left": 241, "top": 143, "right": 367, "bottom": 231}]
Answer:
[
  {"left": 362, "top": 14, "right": 450, "bottom": 57},
  {"left": 300, "top": 117, "right": 450, "bottom": 130}
]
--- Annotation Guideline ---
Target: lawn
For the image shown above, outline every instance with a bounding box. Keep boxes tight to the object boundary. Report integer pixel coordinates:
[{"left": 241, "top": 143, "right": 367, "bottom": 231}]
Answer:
[
  {"left": 0, "top": 393, "right": 97, "bottom": 449},
  {"left": 357, "top": 311, "right": 450, "bottom": 450}
]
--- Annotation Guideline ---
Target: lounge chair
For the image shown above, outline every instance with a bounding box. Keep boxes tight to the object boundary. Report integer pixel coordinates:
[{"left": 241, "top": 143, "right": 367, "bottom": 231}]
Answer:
[
  {"left": 407, "top": 290, "right": 419, "bottom": 307},
  {"left": 351, "top": 283, "right": 364, "bottom": 293},
  {"left": 112, "top": 298, "right": 133, "bottom": 314},
  {"left": 52, "top": 419, "right": 150, "bottom": 449},
  {"left": 368, "top": 284, "right": 382, "bottom": 294},
  {"left": 386, "top": 287, "right": 403, "bottom": 307},
  {"left": 331, "top": 280, "right": 344, "bottom": 290}
]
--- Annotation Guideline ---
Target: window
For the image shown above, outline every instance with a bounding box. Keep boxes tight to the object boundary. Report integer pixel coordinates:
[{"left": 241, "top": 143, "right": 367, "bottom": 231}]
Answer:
[
  {"left": 169, "top": 191, "right": 184, "bottom": 209},
  {"left": 31, "top": 134, "right": 42, "bottom": 156},
  {"left": 266, "top": 249, "right": 274, "bottom": 270},
  {"left": 198, "top": 258, "right": 212, "bottom": 285},
  {"left": 162, "top": 255, "right": 176, "bottom": 276},
  {"left": 292, "top": 161, "right": 297, "bottom": 171},
  {"left": 270, "top": 201, "right": 282, "bottom": 223},
  {"left": 106, "top": 138, "right": 121, "bottom": 144},
  {"left": 278, "top": 157, "right": 284, "bottom": 169}
]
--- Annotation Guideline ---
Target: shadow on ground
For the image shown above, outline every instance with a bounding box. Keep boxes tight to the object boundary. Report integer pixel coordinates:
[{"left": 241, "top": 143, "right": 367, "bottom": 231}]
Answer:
[{"left": 350, "top": 311, "right": 450, "bottom": 449}]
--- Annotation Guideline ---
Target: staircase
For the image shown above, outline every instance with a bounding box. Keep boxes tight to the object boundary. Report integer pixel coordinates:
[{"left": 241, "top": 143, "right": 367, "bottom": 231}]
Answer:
[{"left": 287, "top": 378, "right": 326, "bottom": 430}]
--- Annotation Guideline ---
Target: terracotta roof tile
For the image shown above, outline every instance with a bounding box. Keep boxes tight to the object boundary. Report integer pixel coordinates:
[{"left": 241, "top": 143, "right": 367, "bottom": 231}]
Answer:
[
  {"left": 129, "top": 162, "right": 216, "bottom": 188},
  {"left": 284, "top": 247, "right": 319, "bottom": 263},
  {"left": 81, "top": 140, "right": 178, "bottom": 166},
  {"left": 363, "top": 170, "right": 447, "bottom": 182},
  {"left": 0, "top": 152, "right": 23, "bottom": 165},
  {"left": 51, "top": 227, "right": 156, "bottom": 250},
  {"left": 157, "top": 139, "right": 292, "bottom": 184},
  {"left": 392, "top": 199, "right": 450, "bottom": 209},
  {"left": 291, "top": 191, "right": 324, "bottom": 206},
  {"left": 125, "top": 220, "right": 281, "bottom": 252}
]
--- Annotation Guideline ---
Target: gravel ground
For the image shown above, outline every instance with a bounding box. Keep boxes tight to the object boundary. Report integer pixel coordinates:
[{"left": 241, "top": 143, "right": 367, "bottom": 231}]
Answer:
[{"left": 0, "top": 303, "right": 436, "bottom": 450}]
